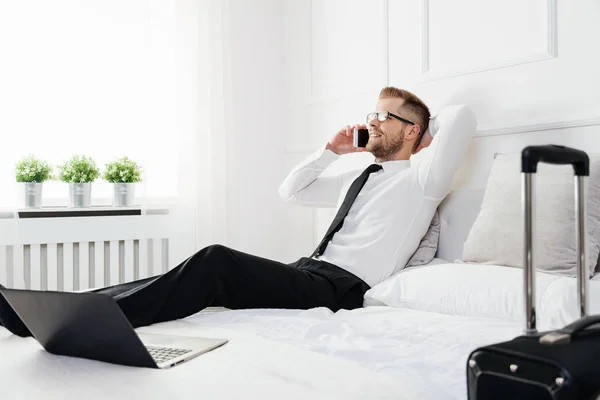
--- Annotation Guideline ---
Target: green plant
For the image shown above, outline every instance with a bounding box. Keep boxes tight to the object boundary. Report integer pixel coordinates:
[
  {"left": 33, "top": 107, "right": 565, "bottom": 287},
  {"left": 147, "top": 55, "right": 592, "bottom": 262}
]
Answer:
[
  {"left": 103, "top": 156, "right": 142, "bottom": 183},
  {"left": 57, "top": 155, "right": 100, "bottom": 183},
  {"left": 15, "top": 155, "right": 53, "bottom": 183}
]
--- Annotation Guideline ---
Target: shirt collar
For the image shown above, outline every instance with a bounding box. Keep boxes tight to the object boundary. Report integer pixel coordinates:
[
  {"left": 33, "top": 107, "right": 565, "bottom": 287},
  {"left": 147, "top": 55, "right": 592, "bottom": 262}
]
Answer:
[{"left": 376, "top": 159, "right": 411, "bottom": 173}]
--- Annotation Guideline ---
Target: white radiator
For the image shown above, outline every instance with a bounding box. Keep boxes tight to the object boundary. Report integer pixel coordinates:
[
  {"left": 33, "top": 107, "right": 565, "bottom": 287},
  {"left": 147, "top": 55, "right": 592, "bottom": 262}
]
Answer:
[{"left": 0, "top": 206, "right": 195, "bottom": 291}]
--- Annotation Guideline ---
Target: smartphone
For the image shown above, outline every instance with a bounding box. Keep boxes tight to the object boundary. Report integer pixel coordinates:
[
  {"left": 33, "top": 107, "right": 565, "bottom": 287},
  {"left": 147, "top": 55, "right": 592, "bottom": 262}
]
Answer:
[{"left": 353, "top": 128, "right": 369, "bottom": 148}]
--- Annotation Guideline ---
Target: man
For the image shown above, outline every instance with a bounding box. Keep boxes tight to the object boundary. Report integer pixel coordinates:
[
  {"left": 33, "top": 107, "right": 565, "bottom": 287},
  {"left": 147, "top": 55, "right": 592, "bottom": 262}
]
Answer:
[{"left": 0, "top": 87, "right": 473, "bottom": 338}]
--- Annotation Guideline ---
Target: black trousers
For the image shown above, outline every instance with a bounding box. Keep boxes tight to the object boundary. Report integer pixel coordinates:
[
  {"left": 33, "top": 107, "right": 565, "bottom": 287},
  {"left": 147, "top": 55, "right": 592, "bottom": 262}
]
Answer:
[{"left": 90, "top": 245, "right": 370, "bottom": 329}]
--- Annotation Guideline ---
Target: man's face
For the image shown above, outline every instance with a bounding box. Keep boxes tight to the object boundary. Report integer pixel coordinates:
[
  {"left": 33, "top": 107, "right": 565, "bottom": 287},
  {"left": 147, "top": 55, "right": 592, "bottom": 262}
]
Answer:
[{"left": 366, "top": 98, "right": 407, "bottom": 159}]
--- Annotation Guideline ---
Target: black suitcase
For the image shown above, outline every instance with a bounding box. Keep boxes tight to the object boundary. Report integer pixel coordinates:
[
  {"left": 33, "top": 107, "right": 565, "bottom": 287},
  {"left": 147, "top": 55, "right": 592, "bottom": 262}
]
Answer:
[{"left": 466, "top": 145, "right": 600, "bottom": 400}]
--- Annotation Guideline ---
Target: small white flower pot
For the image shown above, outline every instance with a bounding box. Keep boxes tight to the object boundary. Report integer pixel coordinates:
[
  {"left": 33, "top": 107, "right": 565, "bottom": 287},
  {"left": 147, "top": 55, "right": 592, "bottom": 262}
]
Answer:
[
  {"left": 113, "top": 183, "right": 135, "bottom": 207},
  {"left": 69, "top": 183, "right": 92, "bottom": 208},
  {"left": 22, "top": 182, "right": 43, "bottom": 208}
]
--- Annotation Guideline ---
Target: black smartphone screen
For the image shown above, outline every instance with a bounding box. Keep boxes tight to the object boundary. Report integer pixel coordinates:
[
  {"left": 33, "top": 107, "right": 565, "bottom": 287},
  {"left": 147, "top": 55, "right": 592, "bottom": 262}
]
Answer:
[{"left": 356, "top": 128, "right": 369, "bottom": 147}]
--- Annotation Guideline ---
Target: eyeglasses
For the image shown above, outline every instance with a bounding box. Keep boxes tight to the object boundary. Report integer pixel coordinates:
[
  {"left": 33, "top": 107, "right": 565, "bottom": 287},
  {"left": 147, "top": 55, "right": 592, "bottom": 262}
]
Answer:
[{"left": 366, "top": 111, "right": 415, "bottom": 126}]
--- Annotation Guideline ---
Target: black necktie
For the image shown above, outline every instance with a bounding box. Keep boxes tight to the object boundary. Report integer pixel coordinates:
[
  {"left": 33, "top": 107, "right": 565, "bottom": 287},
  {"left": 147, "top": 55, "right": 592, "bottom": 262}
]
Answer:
[{"left": 311, "top": 163, "right": 383, "bottom": 258}]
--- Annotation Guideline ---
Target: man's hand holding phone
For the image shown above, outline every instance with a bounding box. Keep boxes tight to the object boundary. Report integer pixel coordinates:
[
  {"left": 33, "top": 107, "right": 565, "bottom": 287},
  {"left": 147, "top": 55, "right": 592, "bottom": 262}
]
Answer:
[{"left": 326, "top": 124, "right": 369, "bottom": 155}]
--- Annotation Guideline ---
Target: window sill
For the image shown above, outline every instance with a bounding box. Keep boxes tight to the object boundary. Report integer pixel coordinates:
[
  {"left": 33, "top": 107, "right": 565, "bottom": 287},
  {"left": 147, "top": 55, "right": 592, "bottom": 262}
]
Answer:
[{"left": 0, "top": 206, "right": 170, "bottom": 219}]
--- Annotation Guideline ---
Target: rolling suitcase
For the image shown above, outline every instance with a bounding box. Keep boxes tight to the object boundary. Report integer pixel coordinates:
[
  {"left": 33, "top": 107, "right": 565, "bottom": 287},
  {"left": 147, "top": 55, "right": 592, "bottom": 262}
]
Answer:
[{"left": 466, "top": 145, "right": 600, "bottom": 400}]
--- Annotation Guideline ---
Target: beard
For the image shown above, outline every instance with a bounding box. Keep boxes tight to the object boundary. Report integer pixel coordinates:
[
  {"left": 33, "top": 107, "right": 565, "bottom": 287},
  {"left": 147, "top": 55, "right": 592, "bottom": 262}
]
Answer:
[{"left": 366, "top": 129, "right": 405, "bottom": 160}]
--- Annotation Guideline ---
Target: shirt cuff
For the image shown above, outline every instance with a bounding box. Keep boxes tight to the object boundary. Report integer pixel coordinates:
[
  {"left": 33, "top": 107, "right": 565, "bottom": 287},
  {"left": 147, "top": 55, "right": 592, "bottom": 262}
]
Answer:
[{"left": 310, "top": 147, "right": 340, "bottom": 168}]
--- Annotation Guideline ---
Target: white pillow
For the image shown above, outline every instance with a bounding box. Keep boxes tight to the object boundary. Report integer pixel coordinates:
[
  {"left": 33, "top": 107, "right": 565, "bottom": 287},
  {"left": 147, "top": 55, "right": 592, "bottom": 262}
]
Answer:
[
  {"left": 406, "top": 210, "right": 441, "bottom": 267},
  {"left": 461, "top": 152, "right": 600, "bottom": 277},
  {"left": 363, "top": 262, "right": 600, "bottom": 330},
  {"left": 436, "top": 188, "right": 485, "bottom": 262}
]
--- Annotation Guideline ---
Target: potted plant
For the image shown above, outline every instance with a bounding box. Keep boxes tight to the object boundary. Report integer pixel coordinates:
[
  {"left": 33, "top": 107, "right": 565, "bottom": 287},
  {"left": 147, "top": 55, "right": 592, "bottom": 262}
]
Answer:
[
  {"left": 103, "top": 156, "right": 142, "bottom": 207},
  {"left": 15, "top": 155, "right": 53, "bottom": 208},
  {"left": 57, "top": 155, "right": 100, "bottom": 208}
]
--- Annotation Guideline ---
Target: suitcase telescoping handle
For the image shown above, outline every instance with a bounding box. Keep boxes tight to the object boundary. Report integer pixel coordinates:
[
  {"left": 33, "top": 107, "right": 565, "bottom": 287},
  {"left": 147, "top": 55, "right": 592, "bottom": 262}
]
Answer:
[
  {"left": 521, "top": 145, "right": 590, "bottom": 335},
  {"left": 522, "top": 144, "right": 590, "bottom": 175}
]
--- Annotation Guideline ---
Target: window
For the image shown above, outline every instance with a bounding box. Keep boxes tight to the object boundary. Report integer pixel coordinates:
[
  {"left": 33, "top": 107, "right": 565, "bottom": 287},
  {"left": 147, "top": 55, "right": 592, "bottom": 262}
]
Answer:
[{"left": 0, "top": 0, "right": 199, "bottom": 208}]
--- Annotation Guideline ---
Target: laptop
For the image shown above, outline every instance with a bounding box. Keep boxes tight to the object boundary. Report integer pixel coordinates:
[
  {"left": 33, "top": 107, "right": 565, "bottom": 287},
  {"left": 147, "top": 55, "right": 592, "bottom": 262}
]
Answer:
[{"left": 0, "top": 288, "right": 228, "bottom": 369}]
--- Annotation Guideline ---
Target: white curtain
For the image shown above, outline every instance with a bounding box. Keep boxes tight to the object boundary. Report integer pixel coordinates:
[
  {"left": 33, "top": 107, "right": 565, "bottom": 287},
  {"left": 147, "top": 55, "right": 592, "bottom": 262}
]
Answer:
[{"left": 192, "top": 0, "right": 229, "bottom": 249}]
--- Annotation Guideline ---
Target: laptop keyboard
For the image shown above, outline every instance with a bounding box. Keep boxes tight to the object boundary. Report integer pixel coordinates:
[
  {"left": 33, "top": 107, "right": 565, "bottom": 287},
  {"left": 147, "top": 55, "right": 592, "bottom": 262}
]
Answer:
[{"left": 146, "top": 346, "right": 192, "bottom": 364}]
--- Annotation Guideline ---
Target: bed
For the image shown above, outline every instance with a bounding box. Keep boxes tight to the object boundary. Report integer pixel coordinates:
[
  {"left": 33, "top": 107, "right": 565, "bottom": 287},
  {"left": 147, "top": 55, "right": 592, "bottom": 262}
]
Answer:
[
  {"left": 0, "top": 301, "right": 524, "bottom": 400},
  {"left": 2, "top": 106, "right": 600, "bottom": 400},
  {"left": 2, "top": 261, "right": 599, "bottom": 400}
]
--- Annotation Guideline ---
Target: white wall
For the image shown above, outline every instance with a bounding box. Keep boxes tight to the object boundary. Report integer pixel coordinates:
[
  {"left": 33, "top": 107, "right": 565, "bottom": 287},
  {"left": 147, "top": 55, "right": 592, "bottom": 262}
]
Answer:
[
  {"left": 278, "top": 0, "right": 600, "bottom": 258},
  {"left": 225, "top": 0, "right": 290, "bottom": 261},
  {"left": 204, "top": 0, "right": 293, "bottom": 262}
]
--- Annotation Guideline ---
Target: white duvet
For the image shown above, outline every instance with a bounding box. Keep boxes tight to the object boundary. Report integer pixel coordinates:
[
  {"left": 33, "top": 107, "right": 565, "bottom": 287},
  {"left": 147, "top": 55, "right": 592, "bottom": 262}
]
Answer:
[{"left": 0, "top": 306, "right": 523, "bottom": 400}]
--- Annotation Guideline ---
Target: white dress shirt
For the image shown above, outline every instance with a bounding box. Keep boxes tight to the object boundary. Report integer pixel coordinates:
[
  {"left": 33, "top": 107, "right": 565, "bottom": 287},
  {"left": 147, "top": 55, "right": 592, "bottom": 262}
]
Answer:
[{"left": 278, "top": 118, "right": 474, "bottom": 287}]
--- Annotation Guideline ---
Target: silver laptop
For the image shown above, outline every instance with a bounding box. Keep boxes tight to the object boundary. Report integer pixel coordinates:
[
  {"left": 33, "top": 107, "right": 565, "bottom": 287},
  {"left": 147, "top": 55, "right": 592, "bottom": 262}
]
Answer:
[{"left": 0, "top": 287, "right": 228, "bottom": 369}]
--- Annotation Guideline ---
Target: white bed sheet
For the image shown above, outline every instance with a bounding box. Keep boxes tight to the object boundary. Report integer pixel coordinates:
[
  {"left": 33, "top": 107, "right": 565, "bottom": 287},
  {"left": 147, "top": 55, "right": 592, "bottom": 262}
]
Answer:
[{"left": 0, "top": 306, "right": 524, "bottom": 400}]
